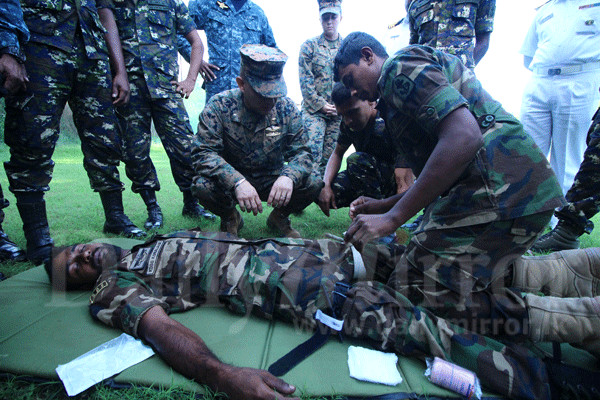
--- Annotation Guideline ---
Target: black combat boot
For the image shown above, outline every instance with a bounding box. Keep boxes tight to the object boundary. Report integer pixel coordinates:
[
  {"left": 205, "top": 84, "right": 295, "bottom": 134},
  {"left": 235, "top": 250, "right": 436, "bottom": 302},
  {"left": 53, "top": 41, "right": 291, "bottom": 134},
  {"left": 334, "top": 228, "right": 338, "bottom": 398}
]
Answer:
[
  {"left": 181, "top": 190, "right": 216, "bottom": 220},
  {"left": 531, "top": 219, "right": 583, "bottom": 253},
  {"left": 139, "top": 190, "right": 163, "bottom": 230},
  {"left": 0, "top": 226, "right": 25, "bottom": 262},
  {"left": 15, "top": 197, "right": 54, "bottom": 266},
  {"left": 99, "top": 191, "right": 146, "bottom": 238}
]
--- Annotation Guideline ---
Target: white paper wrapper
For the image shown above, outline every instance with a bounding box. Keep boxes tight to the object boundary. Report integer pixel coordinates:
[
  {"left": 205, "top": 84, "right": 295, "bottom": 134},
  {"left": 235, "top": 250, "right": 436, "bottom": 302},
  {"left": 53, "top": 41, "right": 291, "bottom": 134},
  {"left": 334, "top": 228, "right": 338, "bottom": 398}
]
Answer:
[{"left": 56, "top": 333, "right": 154, "bottom": 396}]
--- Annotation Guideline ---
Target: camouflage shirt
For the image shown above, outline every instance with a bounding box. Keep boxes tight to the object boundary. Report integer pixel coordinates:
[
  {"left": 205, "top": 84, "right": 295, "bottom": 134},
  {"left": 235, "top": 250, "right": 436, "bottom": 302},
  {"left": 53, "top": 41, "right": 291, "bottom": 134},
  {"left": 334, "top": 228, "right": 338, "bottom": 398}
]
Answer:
[
  {"left": 19, "top": 0, "right": 110, "bottom": 60},
  {"left": 377, "top": 45, "right": 565, "bottom": 229},
  {"left": 89, "top": 230, "right": 354, "bottom": 337},
  {"left": 407, "top": 0, "right": 496, "bottom": 69},
  {"left": 337, "top": 113, "right": 407, "bottom": 168},
  {"left": 188, "top": 0, "right": 276, "bottom": 97},
  {"left": 98, "top": 0, "right": 196, "bottom": 98},
  {"left": 299, "top": 34, "right": 342, "bottom": 114},
  {"left": 192, "top": 88, "right": 314, "bottom": 191},
  {"left": 0, "top": 0, "right": 29, "bottom": 58}
]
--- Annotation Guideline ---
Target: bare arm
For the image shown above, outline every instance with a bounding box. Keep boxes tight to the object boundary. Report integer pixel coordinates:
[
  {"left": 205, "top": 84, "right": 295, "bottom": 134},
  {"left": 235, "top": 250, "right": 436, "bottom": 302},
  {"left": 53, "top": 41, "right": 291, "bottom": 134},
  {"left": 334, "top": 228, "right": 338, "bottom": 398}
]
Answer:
[
  {"left": 473, "top": 32, "right": 491, "bottom": 65},
  {"left": 98, "top": 8, "right": 130, "bottom": 106},
  {"left": 172, "top": 29, "right": 203, "bottom": 98},
  {"left": 318, "top": 143, "right": 348, "bottom": 216},
  {"left": 139, "top": 306, "right": 300, "bottom": 400}
]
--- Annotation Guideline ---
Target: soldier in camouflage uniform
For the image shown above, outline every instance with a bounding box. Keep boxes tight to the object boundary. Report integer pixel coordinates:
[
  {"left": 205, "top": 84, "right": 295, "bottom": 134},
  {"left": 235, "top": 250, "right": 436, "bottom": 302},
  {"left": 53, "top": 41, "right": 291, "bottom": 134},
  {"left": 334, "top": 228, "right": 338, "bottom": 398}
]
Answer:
[
  {"left": 332, "top": 33, "right": 600, "bottom": 397},
  {"left": 51, "top": 228, "right": 600, "bottom": 399},
  {"left": 533, "top": 106, "right": 600, "bottom": 252},
  {"left": 3, "top": 0, "right": 146, "bottom": 267},
  {"left": 98, "top": 0, "right": 215, "bottom": 231},
  {"left": 192, "top": 44, "right": 322, "bottom": 238},
  {"left": 299, "top": 0, "right": 343, "bottom": 176},
  {"left": 0, "top": 0, "right": 28, "bottom": 262},
  {"left": 406, "top": 0, "right": 496, "bottom": 69},
  {"left": 318, "top": 82, "right": 413, "bottom": 217},
  {"left": 186, "top": 0, "right": 276, "bottom": 101}
]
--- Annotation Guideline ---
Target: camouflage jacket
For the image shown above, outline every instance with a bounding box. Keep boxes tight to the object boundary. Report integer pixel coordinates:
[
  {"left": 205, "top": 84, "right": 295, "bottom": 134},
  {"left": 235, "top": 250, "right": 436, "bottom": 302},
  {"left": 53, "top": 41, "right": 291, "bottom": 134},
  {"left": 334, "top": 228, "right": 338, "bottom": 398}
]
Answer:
[
  {"left": 377, "top": 45, "right": 565, "bottom": 229},
  {"left": 192, "top": 89, "right": 314, "bottom": 191},
  {"left": 337, "top": 113, "right": 407, "bottom": 168},
  {"left": 89, "top": 230, "right": 355, "bottom": 337},
  {"left": 407, "top": 0, "right": 496, "bottom": 69},
  {"left": 298, "top": 33, "right": 342, "bottom": 114},
  {"left": 19, "top": 0, "right": 110, "bottom": 60},
  {"left": 188, "top": 0, "right": 276, "bottom": 95},
  {"left": 98, "top": 0, "right": 196, "bottom": 98},
  {"left": 0, "top": 0, "right": 29, "bottom": 59}
]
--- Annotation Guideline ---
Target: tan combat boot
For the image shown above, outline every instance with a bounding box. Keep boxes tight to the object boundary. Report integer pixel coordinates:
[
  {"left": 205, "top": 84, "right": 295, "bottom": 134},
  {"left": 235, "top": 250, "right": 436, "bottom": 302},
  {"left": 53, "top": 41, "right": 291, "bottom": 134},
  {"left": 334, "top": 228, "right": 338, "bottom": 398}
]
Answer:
[
  {"left": 526, "top": 294, "right": 600, "bottom": 359},
  {"left": 512, "top": 248, "right": 600, "bottom": 297},
  {"left": 267, "top": 208, "right": 300, "bottom": 238},
  {"left": 220, "top": 208, "right": 244, "bottom": 236}
]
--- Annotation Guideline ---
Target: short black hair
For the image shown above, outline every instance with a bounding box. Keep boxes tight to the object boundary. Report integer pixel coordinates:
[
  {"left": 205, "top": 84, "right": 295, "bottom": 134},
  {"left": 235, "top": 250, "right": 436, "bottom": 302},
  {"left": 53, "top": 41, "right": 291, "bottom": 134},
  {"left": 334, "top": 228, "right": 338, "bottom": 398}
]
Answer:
[
  {"left": 333, "top": 31, "right": 388, "bottom": 82},
  {"left": 331, "top": 81, "right": 352, "bottom": 106}
]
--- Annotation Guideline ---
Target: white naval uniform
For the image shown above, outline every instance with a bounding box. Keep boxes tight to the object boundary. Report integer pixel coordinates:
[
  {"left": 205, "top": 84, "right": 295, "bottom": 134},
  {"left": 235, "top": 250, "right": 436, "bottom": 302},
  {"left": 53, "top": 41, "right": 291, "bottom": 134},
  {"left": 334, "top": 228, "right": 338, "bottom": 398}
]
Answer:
[{"left": 519, "top": 0, "right": 600, "bottom": 196}]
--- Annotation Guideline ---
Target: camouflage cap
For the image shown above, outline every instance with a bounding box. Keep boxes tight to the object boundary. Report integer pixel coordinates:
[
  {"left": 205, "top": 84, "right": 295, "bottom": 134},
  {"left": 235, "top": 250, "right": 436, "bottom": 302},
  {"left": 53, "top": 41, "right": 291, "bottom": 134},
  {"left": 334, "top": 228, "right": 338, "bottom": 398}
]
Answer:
[
  {"left": 318, "top": 0, "right": 341, "bottom": 16},
  {"left": 240, "top": 44, "right": 288, "bottom": 98}
]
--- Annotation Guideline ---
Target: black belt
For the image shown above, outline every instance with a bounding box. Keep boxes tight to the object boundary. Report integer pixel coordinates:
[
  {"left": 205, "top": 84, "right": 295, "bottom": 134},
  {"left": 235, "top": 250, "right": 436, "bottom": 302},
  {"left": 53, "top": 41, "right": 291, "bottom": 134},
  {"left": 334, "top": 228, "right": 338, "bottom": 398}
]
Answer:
[{"left": 268, "top": 282, "right": 351, "bottom": 376}]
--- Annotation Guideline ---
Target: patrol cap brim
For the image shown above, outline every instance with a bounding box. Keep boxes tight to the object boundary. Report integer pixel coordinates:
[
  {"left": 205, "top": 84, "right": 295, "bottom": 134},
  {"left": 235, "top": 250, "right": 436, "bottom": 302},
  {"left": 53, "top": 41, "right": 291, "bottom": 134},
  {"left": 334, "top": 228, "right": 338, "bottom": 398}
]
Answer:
[
  {"left": 320, "top": 6, "right": 341, "bottom": 16},
  {"left": 245, "top": 73, "right": 287, "bottom": 98}
]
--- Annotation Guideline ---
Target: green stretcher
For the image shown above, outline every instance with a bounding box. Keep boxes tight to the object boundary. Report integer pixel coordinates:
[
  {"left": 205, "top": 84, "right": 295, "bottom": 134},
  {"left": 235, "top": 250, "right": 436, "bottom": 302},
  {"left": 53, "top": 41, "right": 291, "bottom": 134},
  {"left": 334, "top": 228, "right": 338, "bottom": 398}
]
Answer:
[{"left": 0, "top": 238, "right": 586, "bottom": 399}]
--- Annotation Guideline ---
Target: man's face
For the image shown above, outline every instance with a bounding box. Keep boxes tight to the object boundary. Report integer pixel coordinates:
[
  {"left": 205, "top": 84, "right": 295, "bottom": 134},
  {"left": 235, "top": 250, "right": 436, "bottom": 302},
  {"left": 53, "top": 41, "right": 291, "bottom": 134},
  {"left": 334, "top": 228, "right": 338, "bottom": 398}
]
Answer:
[
  {"left": 52, "top": 243, "right": 121, "bottom": 287},
  {"left": 239, "top": 78, "right": 278, "bottom": 115},
  {"left": 337, "top": 54, "right": 380, "bottom": 103},
  {"left": 336, "top": 96, "right": 376, "bottom": 131},
  {"left": 320, "top": 12, "right": 341, "bottom": 37}
]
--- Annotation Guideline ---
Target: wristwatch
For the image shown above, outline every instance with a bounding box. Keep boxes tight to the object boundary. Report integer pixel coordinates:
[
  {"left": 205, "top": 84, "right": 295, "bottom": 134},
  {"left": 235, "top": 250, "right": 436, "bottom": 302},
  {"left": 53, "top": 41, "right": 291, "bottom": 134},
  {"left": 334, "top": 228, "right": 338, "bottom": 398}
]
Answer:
[{"left": 0, "top": 45, "right": 25, "bottom": 64}]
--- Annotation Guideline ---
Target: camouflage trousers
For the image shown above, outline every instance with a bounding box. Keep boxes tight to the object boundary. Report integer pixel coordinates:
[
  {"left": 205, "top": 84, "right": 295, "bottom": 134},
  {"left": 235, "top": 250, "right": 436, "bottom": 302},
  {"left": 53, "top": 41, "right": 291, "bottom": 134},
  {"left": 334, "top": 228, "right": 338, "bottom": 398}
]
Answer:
[
  {"left": 302, "top": 110, "right": 341, "bottom": 176},
  {"left": 331, "top": 152, "right": 397, "bottom": 208},
  {"left": 192, "top": 171, "right": 323, "bottom": 217},
  {"left": 212, "top": 233, "right": 553, "bottom": 400},
  {"left": 3, "top": 39, "right": 124, "bottom": 194},
  {"left": 382, "top": 211, "right": 553, "bottom": 341},
  {"left": 555, "top": 106, "right": 600, "bottom": 234},
  {"left": 116, "top": 76, "right": 196, "bottom": 193}
]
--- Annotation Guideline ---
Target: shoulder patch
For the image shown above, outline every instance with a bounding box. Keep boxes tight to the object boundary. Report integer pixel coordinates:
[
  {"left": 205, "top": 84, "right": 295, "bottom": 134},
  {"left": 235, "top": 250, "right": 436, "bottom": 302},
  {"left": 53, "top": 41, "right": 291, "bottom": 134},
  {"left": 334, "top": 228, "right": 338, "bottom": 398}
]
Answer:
[{"left": 393, "top": 74, "right": 415, "bottom": 102}]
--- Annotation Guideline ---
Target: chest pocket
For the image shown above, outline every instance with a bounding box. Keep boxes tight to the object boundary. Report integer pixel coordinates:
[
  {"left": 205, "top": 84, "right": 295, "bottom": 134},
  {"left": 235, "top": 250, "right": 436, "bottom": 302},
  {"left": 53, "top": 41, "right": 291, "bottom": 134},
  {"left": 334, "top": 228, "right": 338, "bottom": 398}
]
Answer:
[
  {"left": 409, "top": 0, "right": 434, "bottom": 28},
  {"left": 244, "top": 15, "right": 261, "bottom": 33},
  {"left": 207, "top": 8, "right": 228, "bottom": 29},
  {"left": 147, "top": 0, "right": 174, "bottom": 42},
  {"left": 451, "top": 0, "right": 479, "bottom": 37},
  {"left": 113, "top": 6, "right": 135, "bottom": 41},
  {"left": 21, "top": 0, "right": 64, "bottom": 35}
]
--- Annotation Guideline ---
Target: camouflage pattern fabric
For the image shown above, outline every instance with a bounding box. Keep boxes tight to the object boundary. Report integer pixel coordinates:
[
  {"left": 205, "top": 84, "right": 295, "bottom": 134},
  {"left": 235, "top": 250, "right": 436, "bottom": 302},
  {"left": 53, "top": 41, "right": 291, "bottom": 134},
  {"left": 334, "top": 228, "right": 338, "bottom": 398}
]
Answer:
[
  {"left": 0, "top": 0, "right": 29, "bottom": 58},
  {"left": 378, "top": 45, "right": 565, "bottom": 230},
  {"left": 555, "top": 106, "right": 600, "bottom": 234},
  {"left": 0, "top": 0, "right": 29, "bottom": 223},
  {"left": 373, "top": 44, "right": 563, "bottom": 339},
  {"left": 4, "top": 10, "right": 124, "bottom": 194},
  {"left": 99, "top": 0, "right": 196, "bottom": 99},
  {"left": 299, "top": 34, "right": 342, "bottom": 174},
  {"left": 115, "top": 77, "right": 197, "bottom": 193},
  {"left": 191, "top": 89, "right": 320, "bottom": 215},
  {"left": 407, "top": 0, "right": 496, "bottom": 69},
  {"left": 89, "top": 229, "right": 553, "bottom": 400},
  {"left": 239, "top": 43, "right": 287, "bottom": 98},
  {"left": 100, "top": 0, "right": 197, "bottom": 193},
  {"left": 187, "top": 0, "right": 276, "bottom": 100}
]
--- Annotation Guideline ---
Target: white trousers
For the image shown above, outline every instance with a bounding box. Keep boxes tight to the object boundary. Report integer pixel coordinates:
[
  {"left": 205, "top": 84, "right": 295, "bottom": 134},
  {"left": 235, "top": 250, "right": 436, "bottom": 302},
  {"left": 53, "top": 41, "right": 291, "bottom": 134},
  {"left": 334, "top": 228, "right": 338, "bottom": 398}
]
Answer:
[{"left": 520, "top": 70, "right": 600, "bottom": 196}]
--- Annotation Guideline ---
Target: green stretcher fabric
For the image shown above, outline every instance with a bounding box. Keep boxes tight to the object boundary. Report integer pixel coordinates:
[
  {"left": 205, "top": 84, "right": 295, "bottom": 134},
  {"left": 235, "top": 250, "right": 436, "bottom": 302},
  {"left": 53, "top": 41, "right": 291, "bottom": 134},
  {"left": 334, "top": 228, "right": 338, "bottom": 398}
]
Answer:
[{"left": 0, "top": 238, "right": 514, "bottom": 398}]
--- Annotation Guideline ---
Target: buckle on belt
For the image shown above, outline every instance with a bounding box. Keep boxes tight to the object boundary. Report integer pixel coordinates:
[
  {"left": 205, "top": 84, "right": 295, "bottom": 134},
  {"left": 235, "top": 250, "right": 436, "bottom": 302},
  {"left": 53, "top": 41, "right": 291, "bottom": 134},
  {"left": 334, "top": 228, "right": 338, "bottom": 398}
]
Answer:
[{"left": 548, "top": 68, "right": 561, "bottom": 76}]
